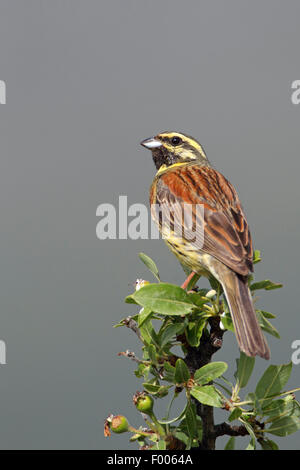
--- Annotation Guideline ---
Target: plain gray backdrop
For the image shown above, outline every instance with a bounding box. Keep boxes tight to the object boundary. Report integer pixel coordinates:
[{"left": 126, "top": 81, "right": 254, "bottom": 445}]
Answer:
[{"left": 0, "top": 0, "right": 299, "bottom": 450}]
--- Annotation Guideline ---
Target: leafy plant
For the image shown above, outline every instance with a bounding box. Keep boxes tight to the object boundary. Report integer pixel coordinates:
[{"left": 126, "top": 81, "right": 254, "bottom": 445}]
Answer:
[{"left": 105, "top": 251, "right": 300, "bottom": 450}]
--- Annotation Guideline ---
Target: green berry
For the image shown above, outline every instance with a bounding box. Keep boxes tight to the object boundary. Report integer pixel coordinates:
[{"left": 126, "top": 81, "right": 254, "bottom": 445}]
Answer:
[
  {"left": 136, "top": 394, "right": 154, "bottom": 414},
  {"left": 110, "top": 415, "right": 129, "bottom": 434}
]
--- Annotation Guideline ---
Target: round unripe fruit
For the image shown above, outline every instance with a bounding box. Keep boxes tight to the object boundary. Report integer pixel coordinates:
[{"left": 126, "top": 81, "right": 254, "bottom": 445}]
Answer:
[
  {"left": 135, "top": 394, "right": 154, "bottom": 414},
  {"left": 110, "top": 415, "right": 129, "bottom": 434}
]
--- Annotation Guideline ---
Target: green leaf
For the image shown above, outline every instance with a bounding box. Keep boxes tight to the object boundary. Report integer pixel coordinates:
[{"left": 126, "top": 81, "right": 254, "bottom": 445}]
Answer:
[
  {"left": 175, "top": 358, "right": 190, "bottom": 384},
  {"left": 259, "top": 439, "right": 279, "bottom": 450},
  {"left": 194, "top": 362, "right": 228, "bottom": 386},
  {"left": 214, "top": 379, "right": 232, "bottom": 397},
  {"left": 185, "top": 318, "right": 206, "bottom": 347},
  {"left": 129, "top": 432, "right": 146, "bottom": 443},
  {"left": 255, "top": 362, "right": 293, "bottom": 407},
  {"left": 178, "top": 411, "right": 203, "bottom": 445},
  {"left": 246, "top": 392, "right": 262, "bottom": 414},
  {"left": 159, "top": 323, "right": 185, "bottom": 348},
  {"left": 190, "top": 385, "right": 223, "bottom": 407},
  {"left": 266, "top": 416, "right": 300, "bottom": 437},
  {"left": 142, "top": 382, "right": 160, "bottom": 394},
  {"left": 245, "top": 438, "right": 255, "bottom": 450},
  {"left": 142, "top": 382, "right": 171, "bottom": 397},
  {"left": 174, "top": 431, "right": 190, "bottom": 447},
  {"left": 228, "top": 407, "right": 243, "bottom": 422},
  {"left": 134, "top": 363, "right": 151, "bottom": 380},
  {"left": 139, "top": 252, "right": 160, "bottom": 281},
  {"left": 253, "top": 249, "right": 262, "bottom": 264},
  {"left": 137, "top": 307, "right": 153, "bottom": 327},
  {"left": 154, "top": 439, "right": 166, "bottom": 450},
  {"left": 224, "top": 436, "right": 235, "bottom": 450},
  {"left": 256, "top": 311, "right": 280, "bottom": 339},
  {"left": 187, "top": 292, "right": 208, "bottom": 308},
  {"left": 147, "top": 344, "right": 157, "bottom": 364},
  {"left": 260, "top": 310, "right": 276, "bottom": 319},
  {"left": 234, "top": 352, "right": 255, "bottom": 389},
  {"left": 132, "top": 283, "right": 195, "bottom": 316},
  {"left": 139, "top": 318, "right": 159, "bottom": 347},
  {"left": 263, "top": 397, "right": 300, "bottom": 421},
  {"left": 250, "top": 279, "right": 283, "bottom": 291},
  {"left": 186, "top": 273, "right": 201, "bottom": 291},
  {"left": 124, "top": 294, "right": 138, "bottom": 304},
  {"left": 185, "top": 400, "right": 198, "bottom": 440},
  {"left": 241, "top": 420, "right": 256, "bottom": 450},
  {"left": 219, "top": 312, "right": 234, "bottom": 332},
  {"left": 163, "top": 362, "right": 176, "bottom": 383}
]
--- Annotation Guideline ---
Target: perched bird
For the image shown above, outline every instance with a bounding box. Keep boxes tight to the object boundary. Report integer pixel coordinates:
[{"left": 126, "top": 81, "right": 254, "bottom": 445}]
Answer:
[{"left": 141, "top": 131, "right": 270, "bottom": 360}]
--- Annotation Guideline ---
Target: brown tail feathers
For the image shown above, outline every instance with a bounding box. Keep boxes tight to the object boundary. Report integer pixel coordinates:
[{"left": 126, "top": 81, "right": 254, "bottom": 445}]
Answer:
[{"left": 222, "top": 273, "right": 270, "bottom": 360}]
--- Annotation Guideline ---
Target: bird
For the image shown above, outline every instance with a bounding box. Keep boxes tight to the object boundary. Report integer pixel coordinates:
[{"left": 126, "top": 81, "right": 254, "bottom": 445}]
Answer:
[{"left": 141, "top": 131, "right": 270, "bottom": 360}]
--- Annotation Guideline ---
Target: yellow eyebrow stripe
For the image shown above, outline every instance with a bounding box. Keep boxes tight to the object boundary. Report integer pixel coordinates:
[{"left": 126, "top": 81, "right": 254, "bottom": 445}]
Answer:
[{"left": 158, "top": 132, "right": 207, "bottom": 161}]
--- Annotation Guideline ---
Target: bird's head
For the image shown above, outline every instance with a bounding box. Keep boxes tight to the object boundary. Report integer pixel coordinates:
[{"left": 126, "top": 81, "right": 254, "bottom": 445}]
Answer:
[{"left": 141, "top": 131, "right": 208, "bottom": 171}]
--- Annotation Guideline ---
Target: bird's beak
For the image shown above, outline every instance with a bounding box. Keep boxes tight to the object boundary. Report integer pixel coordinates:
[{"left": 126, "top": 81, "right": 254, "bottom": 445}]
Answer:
[{"left": 140, "top": 137, "right": 162, "bottom": 149}]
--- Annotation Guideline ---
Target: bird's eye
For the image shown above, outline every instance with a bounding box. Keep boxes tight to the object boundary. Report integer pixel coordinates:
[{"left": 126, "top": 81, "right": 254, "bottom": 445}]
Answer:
[{"left": 171, "top": 136, "right": 182, "bottom": 146}]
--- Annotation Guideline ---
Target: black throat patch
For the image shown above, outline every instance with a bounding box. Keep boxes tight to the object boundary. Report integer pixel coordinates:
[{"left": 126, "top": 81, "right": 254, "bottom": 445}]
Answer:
[{"left": 152, "top": 148, "right": 177, "bottom": 170}]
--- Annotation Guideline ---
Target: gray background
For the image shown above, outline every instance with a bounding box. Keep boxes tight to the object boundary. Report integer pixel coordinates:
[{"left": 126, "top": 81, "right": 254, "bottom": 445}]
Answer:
[{"left": 0, "top": 0, "right": 299, "bottom": 450}]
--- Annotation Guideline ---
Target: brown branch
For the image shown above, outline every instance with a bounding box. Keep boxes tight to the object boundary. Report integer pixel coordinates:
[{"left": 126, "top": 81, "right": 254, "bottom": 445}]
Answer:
[
  {"left": 122, "top": 316, "right": 142, "bottom": 341},
  {"left": 212, "top": 422, "right": 249, "bottom": 438},
  {"left": 184, "top": 315, "right": 225, "bottom": 450},
  {"left": 117, "top": 350, "right": 143, "bottom": 364}
]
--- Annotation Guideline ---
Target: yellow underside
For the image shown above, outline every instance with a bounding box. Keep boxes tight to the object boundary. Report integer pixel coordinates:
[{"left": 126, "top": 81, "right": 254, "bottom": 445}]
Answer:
[{"left": 164, "top": 235, "right": 210, "bottom": 277}]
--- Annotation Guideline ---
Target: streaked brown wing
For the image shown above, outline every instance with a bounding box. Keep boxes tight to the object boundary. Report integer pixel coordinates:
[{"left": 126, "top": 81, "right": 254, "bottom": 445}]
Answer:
[{"left": 150, "top": 164, "right": 253, "bottom": 276}]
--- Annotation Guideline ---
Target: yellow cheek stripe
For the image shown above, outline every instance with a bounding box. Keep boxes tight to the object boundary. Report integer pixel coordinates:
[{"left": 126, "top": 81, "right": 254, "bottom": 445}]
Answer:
[{"left": 185, "top": 139, "right": 206, "bottom": 160}]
